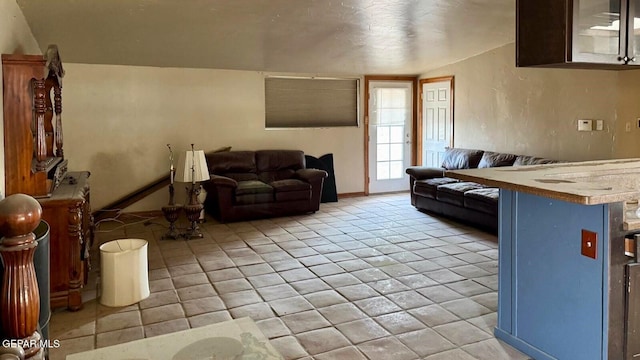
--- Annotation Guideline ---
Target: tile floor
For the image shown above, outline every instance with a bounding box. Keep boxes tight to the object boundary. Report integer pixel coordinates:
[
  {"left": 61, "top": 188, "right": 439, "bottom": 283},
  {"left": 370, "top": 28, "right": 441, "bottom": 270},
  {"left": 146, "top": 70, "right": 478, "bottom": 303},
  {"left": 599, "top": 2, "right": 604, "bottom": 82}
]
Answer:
[{"left": 48, "top": 193, "right": 530, "bottom": 360}]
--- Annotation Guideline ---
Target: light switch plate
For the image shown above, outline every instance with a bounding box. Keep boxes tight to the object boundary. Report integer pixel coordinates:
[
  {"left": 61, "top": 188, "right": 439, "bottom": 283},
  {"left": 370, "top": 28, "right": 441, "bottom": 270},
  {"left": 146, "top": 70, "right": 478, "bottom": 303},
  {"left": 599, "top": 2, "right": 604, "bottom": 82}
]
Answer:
[{"left": 578, "top": 119, "right": 592, "bottom": 131}]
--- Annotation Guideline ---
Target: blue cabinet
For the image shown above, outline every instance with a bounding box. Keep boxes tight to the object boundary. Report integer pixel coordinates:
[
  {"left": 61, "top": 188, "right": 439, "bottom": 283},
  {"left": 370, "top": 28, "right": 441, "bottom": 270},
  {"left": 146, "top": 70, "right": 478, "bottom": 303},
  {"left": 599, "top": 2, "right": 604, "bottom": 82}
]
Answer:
[{"left": 495, "top": 190, "right": 627, "bottom": 360}]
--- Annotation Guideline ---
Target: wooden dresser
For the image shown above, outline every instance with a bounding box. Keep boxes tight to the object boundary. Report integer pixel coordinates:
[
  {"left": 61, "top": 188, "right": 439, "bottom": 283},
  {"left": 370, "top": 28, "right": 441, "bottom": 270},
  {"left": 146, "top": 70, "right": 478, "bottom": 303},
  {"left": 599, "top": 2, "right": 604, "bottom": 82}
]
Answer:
[
  {"left": 38, "top": 172, "right": 92, "bottom": 311},
  {"left": 2, "top": 48, "right": 93, "bottom": 311}
]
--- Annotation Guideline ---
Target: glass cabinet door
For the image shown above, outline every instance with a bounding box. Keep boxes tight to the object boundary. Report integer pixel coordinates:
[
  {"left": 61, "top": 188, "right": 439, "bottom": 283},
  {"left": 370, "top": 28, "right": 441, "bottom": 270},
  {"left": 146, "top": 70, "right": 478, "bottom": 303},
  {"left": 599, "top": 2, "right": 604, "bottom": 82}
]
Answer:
[
  {"left": 573, "top": 0, "right": 625, "bottom": 63},
  {"left": 629, "top": 0, "right": 640, "bottom": 64}
]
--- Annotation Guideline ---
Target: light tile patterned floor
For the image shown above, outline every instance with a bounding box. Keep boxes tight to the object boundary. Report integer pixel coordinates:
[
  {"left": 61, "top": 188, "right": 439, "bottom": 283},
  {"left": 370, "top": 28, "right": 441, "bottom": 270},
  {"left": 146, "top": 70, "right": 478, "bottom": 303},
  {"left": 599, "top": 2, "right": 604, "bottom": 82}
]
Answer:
[{"left": 48, "top": 193, "right": 530, "bottom": 360}]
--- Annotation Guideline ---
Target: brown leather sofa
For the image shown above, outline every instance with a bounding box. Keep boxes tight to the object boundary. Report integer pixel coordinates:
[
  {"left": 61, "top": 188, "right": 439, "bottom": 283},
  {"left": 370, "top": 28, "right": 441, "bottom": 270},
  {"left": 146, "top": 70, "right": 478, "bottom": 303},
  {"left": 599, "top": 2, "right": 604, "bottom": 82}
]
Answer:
[
  {"left": 406, "top": 148, "right": 557, "bottom": 233},
  {"left": 203, "top": 150, "right": 328, "bottom": 222}
]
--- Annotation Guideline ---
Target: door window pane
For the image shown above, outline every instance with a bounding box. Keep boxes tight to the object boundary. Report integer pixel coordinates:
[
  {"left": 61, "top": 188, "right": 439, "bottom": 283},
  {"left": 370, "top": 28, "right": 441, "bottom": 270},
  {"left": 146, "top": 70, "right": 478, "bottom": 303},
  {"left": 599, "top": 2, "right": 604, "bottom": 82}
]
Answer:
[
  {"left": 389, "top": 144, "right": 403, "bottom": 161},
  {"left": 390, "top": 126, "right": 404, "bottom": 143},
  {"left": 377, "top": 144, "right": 390, "bottom": 161},
  {"left": 389, "top": 161, "right": 404, "bottom": 179},
  {"left": 377, "top": 126, "right": 390, "bottom": 143},
  {"left": 377, "top": 162, "right": 390, "bottom": 180},
  {"left": 633, "top": 1, "right": 640, "bottom": 56}
]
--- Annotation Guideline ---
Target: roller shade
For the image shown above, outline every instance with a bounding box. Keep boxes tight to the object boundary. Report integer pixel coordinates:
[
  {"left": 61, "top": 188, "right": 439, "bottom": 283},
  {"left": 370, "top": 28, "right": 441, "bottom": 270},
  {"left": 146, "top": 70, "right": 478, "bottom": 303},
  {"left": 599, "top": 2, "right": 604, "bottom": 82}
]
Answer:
[{"left": 265, "top": 77, "right": 359, "bottom": 128}]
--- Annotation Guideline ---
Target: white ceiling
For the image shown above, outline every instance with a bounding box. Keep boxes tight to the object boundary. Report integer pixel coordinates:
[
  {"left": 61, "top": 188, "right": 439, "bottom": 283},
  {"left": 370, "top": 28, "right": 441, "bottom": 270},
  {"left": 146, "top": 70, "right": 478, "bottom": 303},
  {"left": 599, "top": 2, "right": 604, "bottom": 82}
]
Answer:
[{"left": 16, "top": 0, "right": 515, "bottom": 75}]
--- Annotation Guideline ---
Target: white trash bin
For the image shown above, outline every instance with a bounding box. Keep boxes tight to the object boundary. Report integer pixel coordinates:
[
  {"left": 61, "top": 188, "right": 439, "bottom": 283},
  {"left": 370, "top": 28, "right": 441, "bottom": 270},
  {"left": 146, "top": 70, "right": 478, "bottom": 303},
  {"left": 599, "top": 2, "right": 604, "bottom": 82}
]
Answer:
[{"left": 99, "top": 239, "right": 150, "bottom": 307}]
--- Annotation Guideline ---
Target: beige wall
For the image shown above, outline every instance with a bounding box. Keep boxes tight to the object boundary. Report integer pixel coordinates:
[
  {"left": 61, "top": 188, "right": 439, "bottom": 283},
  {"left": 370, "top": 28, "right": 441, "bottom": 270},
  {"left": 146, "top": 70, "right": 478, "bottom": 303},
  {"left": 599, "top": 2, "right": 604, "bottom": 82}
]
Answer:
[
  {"left": 17, "top": 35, "right": 640, "bottom": 212},
  {"left": 62, "top": 64, "right": 365, "bottom": 211},
  {"left": 0, "top": 0, "right": 41, "bottom": 196},
  {"left": 614, "top": 70, "right": 640, "bottom": 158},
  {"left": 420, "top": 43, "right": 640, "bottom": 162}
]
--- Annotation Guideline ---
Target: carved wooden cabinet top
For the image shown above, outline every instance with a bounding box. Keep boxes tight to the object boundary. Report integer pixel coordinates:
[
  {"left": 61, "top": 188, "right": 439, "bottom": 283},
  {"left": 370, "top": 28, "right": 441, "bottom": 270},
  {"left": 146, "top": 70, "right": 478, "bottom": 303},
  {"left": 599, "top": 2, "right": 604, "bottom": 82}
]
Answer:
[{"left": 2, "top": 45, "right": 66, "bottom": 198}]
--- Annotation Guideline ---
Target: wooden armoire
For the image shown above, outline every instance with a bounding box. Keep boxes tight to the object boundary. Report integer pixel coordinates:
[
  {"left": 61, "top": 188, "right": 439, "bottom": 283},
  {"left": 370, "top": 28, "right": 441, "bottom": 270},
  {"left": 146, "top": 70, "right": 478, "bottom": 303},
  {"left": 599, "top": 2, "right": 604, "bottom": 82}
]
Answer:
[{"left": 2, "top": 46, "right": 93, "bottom": 311}]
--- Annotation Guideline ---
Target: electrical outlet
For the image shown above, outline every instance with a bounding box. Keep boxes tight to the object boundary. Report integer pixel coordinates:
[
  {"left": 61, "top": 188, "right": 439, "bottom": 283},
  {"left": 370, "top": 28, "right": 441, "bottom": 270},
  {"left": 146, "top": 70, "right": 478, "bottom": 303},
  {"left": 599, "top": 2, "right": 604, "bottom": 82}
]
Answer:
[
  {"left": 627, "top": 122, "right": 632, "bottom": 132},
  {"left": 581, "top": 229, "right": 597, "bottom": 259}
]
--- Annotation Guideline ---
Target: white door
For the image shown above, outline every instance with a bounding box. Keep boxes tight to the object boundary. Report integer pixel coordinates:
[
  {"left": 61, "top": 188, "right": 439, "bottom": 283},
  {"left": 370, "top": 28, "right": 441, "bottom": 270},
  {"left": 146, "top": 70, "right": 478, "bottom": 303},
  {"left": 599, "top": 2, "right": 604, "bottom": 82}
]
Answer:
[
  {"left": 422, "top": 79, "right": 452, "bottom": 167},
  {"left": 368, "top": 81, "right": 413, "bottom": 193}
]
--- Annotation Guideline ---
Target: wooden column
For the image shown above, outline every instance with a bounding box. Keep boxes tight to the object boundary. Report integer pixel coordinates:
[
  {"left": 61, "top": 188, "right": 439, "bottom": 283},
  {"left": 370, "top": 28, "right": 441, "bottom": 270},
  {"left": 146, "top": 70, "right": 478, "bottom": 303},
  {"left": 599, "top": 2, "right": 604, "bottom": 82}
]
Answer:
[
  {"left": 0, "top": 194, "right": 43, "bottom": 359},
  {"left": 53, "top": 85, "right": 63, "bottom": 158},
  {"left": 66, "top": 204, "right": 83, "bottom": 309},
  {"left": 31, "top": 79, "right": 47, "bottom": 170}
]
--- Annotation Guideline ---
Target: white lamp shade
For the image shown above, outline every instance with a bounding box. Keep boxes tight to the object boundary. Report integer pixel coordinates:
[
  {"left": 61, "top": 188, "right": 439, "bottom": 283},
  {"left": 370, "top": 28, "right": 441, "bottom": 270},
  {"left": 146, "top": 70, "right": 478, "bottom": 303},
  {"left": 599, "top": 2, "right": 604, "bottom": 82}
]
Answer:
[
  {"left": 99, "top": 239, "right": 150, "bottom": 307},
  {"left": 174, "top": 149, "right": 210, "bottom": 183}
]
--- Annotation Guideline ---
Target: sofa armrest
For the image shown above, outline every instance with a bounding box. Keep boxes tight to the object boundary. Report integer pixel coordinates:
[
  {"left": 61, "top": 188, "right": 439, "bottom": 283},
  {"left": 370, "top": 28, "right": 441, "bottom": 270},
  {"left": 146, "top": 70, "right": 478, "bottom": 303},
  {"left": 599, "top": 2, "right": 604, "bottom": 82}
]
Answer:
[
  {"left": 209, "top": 174, "right": 238, "bottom": 188},
  {"left": 203, "top": 175, "right": 238, "bottom": 222},
  {"left": 296, "top": 168, "right": 328, "bottom": 182},
  {"left": 295, "top": 169, "right": 327, "bottom": 212},
  {"left": 405, "top": 166, "right": 445, "bottom": 180}
]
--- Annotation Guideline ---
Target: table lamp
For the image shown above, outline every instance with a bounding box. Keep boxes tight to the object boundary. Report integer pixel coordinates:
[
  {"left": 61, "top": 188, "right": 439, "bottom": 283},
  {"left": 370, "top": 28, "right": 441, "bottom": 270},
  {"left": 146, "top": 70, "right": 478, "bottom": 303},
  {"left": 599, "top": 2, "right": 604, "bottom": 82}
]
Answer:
[{"left": 174, "top": 144, "right": 210, "bottom": 238}]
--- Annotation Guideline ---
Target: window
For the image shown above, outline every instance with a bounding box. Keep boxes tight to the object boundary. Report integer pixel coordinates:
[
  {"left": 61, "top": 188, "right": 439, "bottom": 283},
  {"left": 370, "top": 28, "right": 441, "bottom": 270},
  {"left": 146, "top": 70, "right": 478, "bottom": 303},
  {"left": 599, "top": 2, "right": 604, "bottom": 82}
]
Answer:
[{"left": 265, "top": 77, "right": 359, "bottom": 128}]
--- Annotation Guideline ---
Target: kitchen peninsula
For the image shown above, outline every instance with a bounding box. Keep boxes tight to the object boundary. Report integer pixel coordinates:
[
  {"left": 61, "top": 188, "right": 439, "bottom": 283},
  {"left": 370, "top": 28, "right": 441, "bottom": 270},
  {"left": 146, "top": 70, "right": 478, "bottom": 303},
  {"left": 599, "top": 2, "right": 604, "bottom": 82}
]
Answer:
[{"left": 448, "top": 159, "right": 640, "bottom": 360}]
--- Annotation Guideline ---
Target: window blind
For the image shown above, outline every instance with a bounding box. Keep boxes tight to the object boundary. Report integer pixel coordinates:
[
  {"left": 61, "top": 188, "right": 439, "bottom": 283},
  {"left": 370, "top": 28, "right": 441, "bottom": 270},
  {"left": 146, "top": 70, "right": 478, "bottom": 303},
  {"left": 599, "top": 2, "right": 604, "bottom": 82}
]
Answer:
[{"left": 265, "top": 77, "right": 359, "bottom": 128}]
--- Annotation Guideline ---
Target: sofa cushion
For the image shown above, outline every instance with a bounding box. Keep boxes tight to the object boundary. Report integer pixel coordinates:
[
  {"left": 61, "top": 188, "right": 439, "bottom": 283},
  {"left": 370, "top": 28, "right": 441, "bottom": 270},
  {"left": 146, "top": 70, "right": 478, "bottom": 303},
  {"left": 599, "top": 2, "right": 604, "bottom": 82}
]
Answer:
[
  {"left": 441, "top": 148, "right": 485, "bottom": 170},
  {"left": 207, "top": 151, "right": 257, "bottom": 175},
  {"left": 464, "top": 188, "right": 499, "bottom": 214},
  {"left": 235, "top": 180, "right": 273, "bottom": 196},
  {"left": 224, "top": 173, "right": 259, "bottom": 182},
  {"left": 271, "top": 173, "right": 314, "bottom": 203},
  {"left": 276, "top": 190, "right": 311, "bottom": 202},
  {"left": 235, "top": 193, "right": 274, "bottom": 205},
  {"left": 256, "top": 150, "right": 305, "bottom": 183},
  {"left": 271, "top": 179, "right": 311, "bottom": 192},
  {"left": 436, "top": 182, "right": 485, "bottom": 206},
  {"left": 513, "top": 155, "right": 557, "bottom": 166},
  {"left": 477, "top": 151, "right": 517, "bottom": 168},
  {"left": 259, "top": 169, "right": 297, "bottom": 184},
  {"left": 414, "top": 177, "right": 459, "bottom": 198}
]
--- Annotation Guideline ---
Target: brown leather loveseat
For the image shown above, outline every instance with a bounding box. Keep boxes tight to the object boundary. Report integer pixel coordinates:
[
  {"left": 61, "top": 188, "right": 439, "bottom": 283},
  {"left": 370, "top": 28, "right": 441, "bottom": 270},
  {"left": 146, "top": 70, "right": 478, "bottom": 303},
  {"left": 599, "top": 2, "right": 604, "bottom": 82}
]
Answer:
[
  {"left": 406, "top": 148, "right": 557, "bottom": 233},
  {"left": 203, "top": 150, "right": 328, "bottom": 222}
]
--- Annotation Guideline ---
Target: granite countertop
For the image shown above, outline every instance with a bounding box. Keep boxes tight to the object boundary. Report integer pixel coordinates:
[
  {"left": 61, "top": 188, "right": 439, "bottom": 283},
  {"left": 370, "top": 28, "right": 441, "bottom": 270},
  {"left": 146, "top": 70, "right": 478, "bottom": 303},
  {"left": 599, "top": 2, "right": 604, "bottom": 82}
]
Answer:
[{"left": 446, "top": 158, "right": 640, "bottom": 205}]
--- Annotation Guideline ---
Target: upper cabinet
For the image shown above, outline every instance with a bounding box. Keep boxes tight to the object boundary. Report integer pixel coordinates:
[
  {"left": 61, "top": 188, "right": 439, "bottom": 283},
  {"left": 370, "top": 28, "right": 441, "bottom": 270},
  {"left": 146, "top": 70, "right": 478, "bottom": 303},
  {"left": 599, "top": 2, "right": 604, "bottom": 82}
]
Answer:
[{"left": 517, "top": 0, "right": 640, "bottom": 69}]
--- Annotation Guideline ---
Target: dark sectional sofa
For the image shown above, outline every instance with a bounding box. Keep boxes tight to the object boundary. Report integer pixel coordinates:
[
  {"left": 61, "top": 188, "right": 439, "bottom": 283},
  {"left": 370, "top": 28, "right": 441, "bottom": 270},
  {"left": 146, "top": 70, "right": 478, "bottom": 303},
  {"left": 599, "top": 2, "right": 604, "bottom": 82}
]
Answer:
[
  {"left": 203, "top": 150, "right": 328, "bottom": 222},
  {"left": 406, "top": 148, "right": 557, "bottom": 233}
]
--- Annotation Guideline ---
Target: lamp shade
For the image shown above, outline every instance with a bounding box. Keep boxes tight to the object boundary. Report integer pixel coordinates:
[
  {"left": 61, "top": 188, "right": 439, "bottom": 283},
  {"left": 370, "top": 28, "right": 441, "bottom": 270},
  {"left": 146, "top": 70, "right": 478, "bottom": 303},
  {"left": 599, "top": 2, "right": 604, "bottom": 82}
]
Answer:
[{"left": 174, "top": 150, "right": 210, "bottom": 183}]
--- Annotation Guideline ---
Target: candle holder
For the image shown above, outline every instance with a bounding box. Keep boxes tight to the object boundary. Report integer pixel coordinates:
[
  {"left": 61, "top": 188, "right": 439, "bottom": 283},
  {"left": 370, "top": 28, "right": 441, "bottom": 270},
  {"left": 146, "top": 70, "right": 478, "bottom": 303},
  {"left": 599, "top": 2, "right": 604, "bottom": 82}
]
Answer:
[
  {"left": 161, "top": 144, "right": 182, "bottom": 240},
  {"left": 183, "top": 184, "right": 204, "bottom": 239},
  {"left": 161, "top": 180, "right": 182, "bottom": 240}
]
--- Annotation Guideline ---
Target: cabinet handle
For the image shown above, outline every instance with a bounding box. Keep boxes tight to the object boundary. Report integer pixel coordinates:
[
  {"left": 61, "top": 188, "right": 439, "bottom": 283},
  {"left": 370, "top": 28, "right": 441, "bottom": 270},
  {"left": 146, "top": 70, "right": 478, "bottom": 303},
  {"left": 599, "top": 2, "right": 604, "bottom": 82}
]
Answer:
[
  {"left": 630, "top": 57, "right": 637, "bottom": 62},
  {"left": 619, "top": 56, "right": 629, "bottom": 62}
]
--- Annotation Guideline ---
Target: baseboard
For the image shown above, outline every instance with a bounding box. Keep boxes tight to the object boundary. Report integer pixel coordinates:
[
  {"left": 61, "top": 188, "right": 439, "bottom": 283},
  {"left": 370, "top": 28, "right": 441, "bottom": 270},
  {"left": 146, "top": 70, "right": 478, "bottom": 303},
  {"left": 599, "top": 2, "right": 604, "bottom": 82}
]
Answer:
[
  {"left": 369, "top": 190, "right": 410, "bottom": 195},
  {"left": 337, "top": 192, "right": 366, "bottom": 198},
  {"left": 494, "top": 327, "right": 556, "bottom": 360},
  {"left": 336, "top": 191, "right": 409, "bottom": 199}
]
